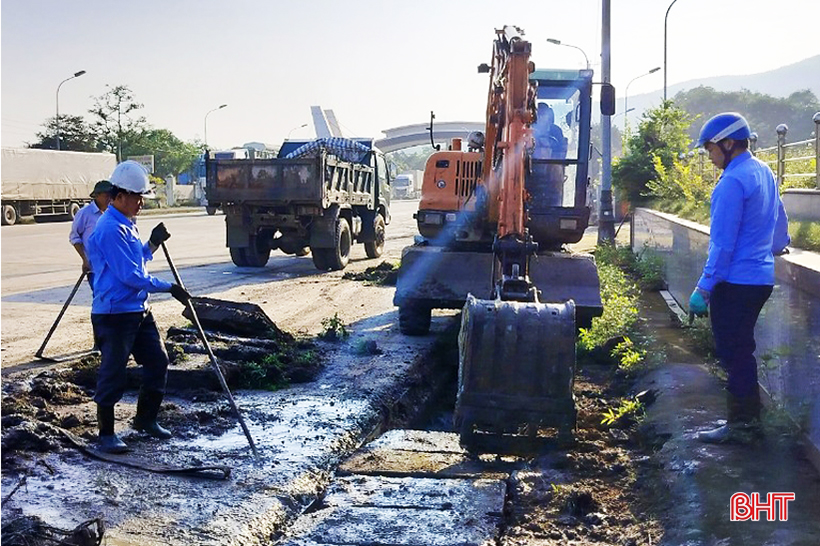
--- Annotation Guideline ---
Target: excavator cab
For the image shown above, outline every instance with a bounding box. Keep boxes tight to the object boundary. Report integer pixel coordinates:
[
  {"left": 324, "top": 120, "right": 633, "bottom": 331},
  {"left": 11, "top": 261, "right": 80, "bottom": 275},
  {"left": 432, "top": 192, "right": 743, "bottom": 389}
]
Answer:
[{"left": 527, "top": 69, "right": 594, "bottom": 249}]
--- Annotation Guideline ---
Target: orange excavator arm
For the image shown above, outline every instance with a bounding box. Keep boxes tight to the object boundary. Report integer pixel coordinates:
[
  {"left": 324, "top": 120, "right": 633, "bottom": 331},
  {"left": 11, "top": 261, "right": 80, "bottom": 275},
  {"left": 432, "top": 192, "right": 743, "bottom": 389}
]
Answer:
[{"left": 481, "top": 26, "right": 536, "bottom": 239}]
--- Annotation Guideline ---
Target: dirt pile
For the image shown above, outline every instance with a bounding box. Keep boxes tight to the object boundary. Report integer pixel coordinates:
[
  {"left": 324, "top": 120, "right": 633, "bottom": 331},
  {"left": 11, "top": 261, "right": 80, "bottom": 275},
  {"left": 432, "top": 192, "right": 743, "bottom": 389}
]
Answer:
[
  {"left": 500, "top": 363, "right": 666, "bottom": 545},
  {"left": 342, "top": 260, "right": 399, "bottom": 285}
]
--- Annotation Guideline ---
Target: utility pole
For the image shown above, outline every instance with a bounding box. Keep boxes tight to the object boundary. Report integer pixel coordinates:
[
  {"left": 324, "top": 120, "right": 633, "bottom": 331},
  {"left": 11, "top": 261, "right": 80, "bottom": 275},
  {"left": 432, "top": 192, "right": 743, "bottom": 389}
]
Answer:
[{"left": 598, "top": 0, "right": 615, "bottom": 244}]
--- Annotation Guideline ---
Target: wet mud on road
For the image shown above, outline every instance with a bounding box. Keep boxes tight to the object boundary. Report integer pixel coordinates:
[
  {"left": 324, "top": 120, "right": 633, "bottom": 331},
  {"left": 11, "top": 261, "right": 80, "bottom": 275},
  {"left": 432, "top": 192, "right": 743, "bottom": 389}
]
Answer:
[
  {"left": 3, "top": 222, "right": 820, "bottom": 544},
  {"left": 2, "top": 303, "right": 461, "bottom": 545}
]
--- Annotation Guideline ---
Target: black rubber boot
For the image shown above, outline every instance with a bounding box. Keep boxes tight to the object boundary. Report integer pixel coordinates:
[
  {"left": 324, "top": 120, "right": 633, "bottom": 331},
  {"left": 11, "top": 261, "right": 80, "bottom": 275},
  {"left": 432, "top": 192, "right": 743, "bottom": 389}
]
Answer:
[
  {"left": 133, "top": 390, "right": 172, "bottom": 439},
  {"left": 698, "top": 393, "right": 762, "bottom": 444},
  {"left": 97, "top": 405, "right": 128, "bottom": 453}
]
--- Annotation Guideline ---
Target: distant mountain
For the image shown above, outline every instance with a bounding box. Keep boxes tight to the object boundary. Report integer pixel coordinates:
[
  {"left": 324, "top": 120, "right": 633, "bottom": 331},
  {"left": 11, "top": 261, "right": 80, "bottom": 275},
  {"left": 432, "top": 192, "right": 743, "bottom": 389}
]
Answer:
[{"left": 617, "top": 55, "right": 820, "bottom": 129}]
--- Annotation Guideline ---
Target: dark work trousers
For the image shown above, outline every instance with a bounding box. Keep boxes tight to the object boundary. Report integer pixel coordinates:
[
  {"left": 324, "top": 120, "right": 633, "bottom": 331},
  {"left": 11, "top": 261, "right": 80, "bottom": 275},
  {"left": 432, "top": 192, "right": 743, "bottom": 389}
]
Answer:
[
  {"left": 91, "top": 311, "right": 169, "bottom": 407},
  {"left": 710, "top": 282, "right": 773, "bottom": 398}
]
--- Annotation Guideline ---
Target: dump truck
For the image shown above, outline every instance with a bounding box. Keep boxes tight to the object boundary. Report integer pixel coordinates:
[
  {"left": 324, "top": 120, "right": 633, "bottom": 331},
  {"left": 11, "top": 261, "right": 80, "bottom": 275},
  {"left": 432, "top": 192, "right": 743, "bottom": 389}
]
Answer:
[
  {"left": 393, "top": 26, "right": 615, "bottom": 454},
  {"left": 205, "top": 137, "right": 391, "bottom": 270},
  {"left": 1, "top": 148, "right": 117, "bottom": 226}
]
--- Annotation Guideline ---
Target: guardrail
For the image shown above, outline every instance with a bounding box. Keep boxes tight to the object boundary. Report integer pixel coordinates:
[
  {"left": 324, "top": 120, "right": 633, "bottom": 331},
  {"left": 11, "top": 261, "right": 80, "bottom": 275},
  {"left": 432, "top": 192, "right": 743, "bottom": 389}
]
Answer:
[
  {"left": 751, "top": 112, "right": 820, "bottom": 189},
  {"left": 680, "top": 112, "right": 820, "bottom": 189}
]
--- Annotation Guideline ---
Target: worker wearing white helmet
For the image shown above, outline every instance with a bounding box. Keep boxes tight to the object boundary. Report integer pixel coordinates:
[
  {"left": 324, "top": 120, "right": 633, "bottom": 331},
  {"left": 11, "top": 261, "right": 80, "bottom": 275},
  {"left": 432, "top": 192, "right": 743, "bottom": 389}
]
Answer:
[
  {"left": 690, "top": 113, "right": 790, "bottom": 444},
  {"left": 86, "top": 160, "right": 191, "bottom": 453}
]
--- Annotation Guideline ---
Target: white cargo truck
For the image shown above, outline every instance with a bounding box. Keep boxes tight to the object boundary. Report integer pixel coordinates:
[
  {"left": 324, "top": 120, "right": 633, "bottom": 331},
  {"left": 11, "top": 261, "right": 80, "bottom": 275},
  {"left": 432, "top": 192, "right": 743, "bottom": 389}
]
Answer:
[
  {"left": 1, "top": 148, "right": 117, "bottom": 225},
  {"left": 392, "top": 169, "right": 423, "bottom": 199}
]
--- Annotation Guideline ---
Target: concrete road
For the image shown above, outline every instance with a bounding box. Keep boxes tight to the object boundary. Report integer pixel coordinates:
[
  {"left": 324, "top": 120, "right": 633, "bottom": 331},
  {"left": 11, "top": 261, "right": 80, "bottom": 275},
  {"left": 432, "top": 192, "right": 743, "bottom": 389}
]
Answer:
[{"left": 1, "top": 202, "right": 421, "bottom": 369}]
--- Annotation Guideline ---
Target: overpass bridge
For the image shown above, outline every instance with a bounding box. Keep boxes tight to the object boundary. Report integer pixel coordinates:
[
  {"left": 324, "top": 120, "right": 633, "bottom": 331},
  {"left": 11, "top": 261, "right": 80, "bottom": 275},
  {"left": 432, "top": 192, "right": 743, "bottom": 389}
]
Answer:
[{"left": 374, "top": 121, "right": 484, "bottom": 153}]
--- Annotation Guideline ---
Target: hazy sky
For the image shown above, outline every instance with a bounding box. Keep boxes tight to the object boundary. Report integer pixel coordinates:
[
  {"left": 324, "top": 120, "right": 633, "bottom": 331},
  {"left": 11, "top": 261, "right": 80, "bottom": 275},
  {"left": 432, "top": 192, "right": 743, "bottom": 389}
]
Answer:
[{"left": 2, "top": 0, "right": 819, "bottom": 150}]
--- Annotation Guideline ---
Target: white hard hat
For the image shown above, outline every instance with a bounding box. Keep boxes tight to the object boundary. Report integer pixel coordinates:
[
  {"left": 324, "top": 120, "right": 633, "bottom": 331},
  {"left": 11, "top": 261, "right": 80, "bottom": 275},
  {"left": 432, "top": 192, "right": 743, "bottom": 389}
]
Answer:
[{"left": 109, "top": 160, "right": 155, "bottom": 197}]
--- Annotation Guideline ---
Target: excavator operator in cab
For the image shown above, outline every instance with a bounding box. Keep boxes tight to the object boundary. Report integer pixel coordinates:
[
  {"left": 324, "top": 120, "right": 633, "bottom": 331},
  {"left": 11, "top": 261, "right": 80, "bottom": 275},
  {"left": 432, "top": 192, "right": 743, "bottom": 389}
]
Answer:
[{"left": 532, "top": 103, "right": 567, "bottom": 160}]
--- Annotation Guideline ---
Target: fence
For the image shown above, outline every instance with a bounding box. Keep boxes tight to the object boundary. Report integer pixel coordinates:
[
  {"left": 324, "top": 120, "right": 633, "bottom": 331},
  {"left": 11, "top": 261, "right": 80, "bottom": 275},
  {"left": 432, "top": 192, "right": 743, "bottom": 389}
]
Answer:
[{"left": 680, "top": 112, "right": 820, "bottom": 190}]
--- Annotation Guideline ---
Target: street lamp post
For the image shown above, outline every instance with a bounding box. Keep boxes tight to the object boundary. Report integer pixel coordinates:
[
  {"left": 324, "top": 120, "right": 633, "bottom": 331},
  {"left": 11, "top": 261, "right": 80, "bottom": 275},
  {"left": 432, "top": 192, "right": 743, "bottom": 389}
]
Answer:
[
  {"left": 598, "top": 0, "right": 616, "bottom": 244},
  {"left": 287, "top": 123, "right": 308, "bottom": 140},
  {"left": 664, "top": 0, "right": 680, "bottom": 102},
  {"left": 546, "top": 38, "right": 590, "bottom": 70},
  {"left": 625, "top": 67, "right": 661, "bottom": 127},
  {"left": 55, "top": 70, "right": 86, "bottom": 151},
  {"left": 204, "top": 104, "right": 227, "bottom": 148}
]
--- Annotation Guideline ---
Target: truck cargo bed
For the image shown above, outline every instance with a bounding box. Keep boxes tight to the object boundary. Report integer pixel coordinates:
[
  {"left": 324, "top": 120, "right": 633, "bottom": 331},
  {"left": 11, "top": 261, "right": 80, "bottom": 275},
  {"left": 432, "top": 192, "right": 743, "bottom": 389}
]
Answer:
[{"left": 206, "top": 154, "right": 375, "bottom": 208}]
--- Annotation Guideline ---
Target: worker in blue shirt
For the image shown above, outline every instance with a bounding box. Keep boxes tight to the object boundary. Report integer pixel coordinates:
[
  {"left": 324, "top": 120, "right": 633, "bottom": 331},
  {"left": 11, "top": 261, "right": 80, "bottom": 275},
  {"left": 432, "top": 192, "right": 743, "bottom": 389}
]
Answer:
[
  {"left": 689, "top": 112, "right": 790, "bottom": 444},
  {"left": 68, "top": 180, "right": 112, "bottom": 291},
  {"left": 86, "top": 160, "right": 191, "bottom": 453}
]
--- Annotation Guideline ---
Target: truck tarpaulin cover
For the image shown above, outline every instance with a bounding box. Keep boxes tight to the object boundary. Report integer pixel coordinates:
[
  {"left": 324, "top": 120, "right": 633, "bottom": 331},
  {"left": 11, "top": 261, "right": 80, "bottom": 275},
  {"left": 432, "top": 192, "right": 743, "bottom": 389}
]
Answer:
[
  {"left": 283, "top": 137, "right": 371, "bottom": 164},
  {"left": 1, "top": 147, "right": 117, "bottom": 201}
]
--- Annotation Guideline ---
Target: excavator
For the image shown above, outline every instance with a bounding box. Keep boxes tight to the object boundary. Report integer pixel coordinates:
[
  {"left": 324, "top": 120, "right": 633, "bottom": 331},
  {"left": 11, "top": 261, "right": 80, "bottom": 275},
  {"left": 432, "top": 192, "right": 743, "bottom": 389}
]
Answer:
[{"left": 393, "top": 26, "right": 615, "bottom": 454}]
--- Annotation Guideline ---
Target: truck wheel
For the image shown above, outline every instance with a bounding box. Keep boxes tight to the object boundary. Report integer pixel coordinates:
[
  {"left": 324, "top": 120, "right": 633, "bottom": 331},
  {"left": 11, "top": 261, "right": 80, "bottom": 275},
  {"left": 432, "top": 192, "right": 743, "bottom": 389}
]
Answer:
[
  {"left": 326, "top": 218, "right": 352, "bottom": 271},
  {"left": 2, "top": 204, "right": 17, "bottom": 226},
  {"left": 399, "top": 302, "right": 432, "bottom": 336},
  {"left": 244, "top": 235, "right": 271, "bottom": 267},
  {"left": 312, "top": 248, "right": 330, "bottom": 270},
  {"left": 69, "top": 202, "right": 81, "bottom": 220},
  {"left": 230, "top": 247, "right": 249, "bottom": 267},
  {"left": 364, "top": 214, "right": 386, "bottom": 259},
  {"left": 206, "top": 206, "right": 218, "bottom": 216}
]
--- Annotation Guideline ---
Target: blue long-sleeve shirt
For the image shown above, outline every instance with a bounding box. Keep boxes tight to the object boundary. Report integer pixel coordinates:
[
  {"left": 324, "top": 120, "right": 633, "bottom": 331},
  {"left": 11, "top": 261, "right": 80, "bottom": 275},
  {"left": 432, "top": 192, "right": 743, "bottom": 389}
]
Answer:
[
  {"left": 86, "top": 206, "right": 172, "bottom": 314},
  {"left": 697, "top": 150, "right": 790, "bottom": 292}
]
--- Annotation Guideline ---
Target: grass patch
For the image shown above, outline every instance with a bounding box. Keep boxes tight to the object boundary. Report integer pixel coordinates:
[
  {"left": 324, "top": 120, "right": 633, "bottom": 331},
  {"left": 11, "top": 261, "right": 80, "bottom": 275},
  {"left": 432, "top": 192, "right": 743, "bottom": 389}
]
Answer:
[
  {"left": 789, "top": 220, "right": 820, "bottom": 252},
  {"left": 683, "top": 316, "right": 715, "bottom": 357},
  {"left": 234, "top": 344, "right": 319, "bottom": 390}
]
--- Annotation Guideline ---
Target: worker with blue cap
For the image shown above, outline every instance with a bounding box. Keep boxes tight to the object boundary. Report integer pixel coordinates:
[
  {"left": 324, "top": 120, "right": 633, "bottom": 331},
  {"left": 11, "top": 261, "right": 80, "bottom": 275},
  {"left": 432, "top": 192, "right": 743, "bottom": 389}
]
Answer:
[
  {"left": 690, "top": 112, "right": 790, "bottom": 444},
  {"left": 86, "top": 160, "right": 191, "bottom": 453}
]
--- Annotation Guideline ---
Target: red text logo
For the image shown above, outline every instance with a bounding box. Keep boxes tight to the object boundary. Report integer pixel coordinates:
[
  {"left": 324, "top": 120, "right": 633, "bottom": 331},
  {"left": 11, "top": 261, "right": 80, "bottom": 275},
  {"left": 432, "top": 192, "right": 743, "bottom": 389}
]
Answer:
[{"left": 730, "top": 492, "right": 795, "bottom": 521}]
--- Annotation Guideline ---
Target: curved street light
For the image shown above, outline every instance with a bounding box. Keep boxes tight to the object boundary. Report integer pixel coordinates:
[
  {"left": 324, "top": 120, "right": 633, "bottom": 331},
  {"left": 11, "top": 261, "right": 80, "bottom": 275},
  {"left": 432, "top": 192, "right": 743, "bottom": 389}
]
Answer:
[
  {"left": 204, "top": 104, "right": 227, "bottom": 148},
  {"left": 664, "top": 0, "right": 680, "bottom": 102},
  {"left": 625, "top": 67, "right": 661, "bottom": 127},
  {"left": 287, "top": 123, "right": 308, "bottom": 140},
  {"left": 55, "top": 70, "right": 87, "bottom": 151},
  {"left": 546, "top": 38, "right": 590, "bottom": 70}
]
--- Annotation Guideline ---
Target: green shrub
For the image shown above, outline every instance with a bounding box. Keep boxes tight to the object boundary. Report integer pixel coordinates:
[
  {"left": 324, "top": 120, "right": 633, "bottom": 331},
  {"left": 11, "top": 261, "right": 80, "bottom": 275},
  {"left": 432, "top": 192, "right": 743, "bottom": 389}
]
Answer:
[
  {"left": 611, "top": 336, "right": 647, "bottom": 373},
  {"left": 578, "top": 262, "right": 639, "bottom": 353},
  {"left": 319, "top": 313, "right": 349, "bottom": 341},
  {"left": 601, "top": 398, "right": 645, "bottom": 427}
]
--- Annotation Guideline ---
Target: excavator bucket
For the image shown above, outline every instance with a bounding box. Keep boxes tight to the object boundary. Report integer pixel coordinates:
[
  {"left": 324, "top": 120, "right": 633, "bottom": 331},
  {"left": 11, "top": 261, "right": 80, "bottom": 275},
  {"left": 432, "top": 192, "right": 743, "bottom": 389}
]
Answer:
[{"left": 455, "top": 295, "right": 576, "bottom": 455}]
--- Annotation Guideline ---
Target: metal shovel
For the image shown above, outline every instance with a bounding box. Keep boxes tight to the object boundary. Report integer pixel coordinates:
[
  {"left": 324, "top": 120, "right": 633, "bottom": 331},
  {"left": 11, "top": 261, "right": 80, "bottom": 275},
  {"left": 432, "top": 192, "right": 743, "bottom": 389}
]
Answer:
[
  {"left": 160, "top": 242, "right": 260, "bottom": 461},
  {"left": 35, "top": 272, "right": 100, "bottom": 362}
]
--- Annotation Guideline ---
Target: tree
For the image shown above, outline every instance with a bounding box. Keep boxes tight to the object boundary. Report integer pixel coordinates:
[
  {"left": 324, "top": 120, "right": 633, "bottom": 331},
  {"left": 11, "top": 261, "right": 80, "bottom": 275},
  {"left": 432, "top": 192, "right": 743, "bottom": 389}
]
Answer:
[
  {"left": 89, "top": 84, "right": 147, "bottom": 161},
  {"left": 674, "top": 86, "right": 820, "bottom": 147},
  {"left": 612, "top": 101, "right": 692, "bottom": 206},
  {"left": 30, "top": 115, "right": 99, "bottom": 152},
  {"left": 126, "top": 128, "right": 201, "bottom": 178},
  {"left": 386, "top": 146, "right": 432, "bottom": 175}
]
